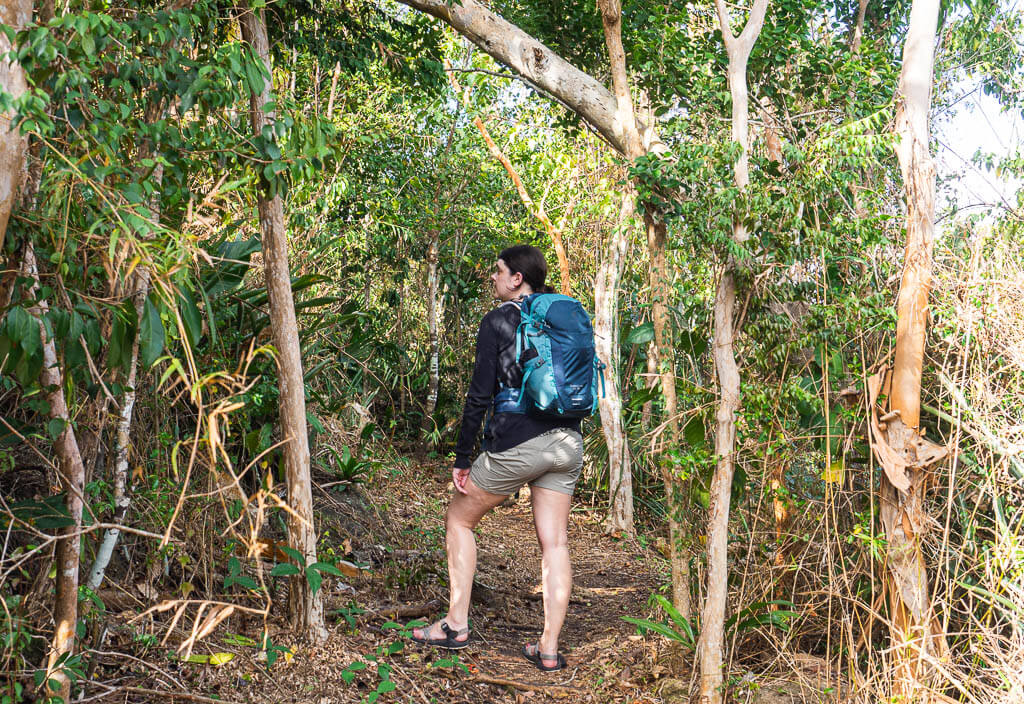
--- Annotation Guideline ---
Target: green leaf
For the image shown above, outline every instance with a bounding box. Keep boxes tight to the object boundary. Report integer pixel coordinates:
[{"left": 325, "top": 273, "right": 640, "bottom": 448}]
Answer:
[
  {"left": 305, "top": 565, "right": 322, "bottom": 596},
  {"left": 228, "top": 574, "right": 259, "bottom": 591},
  {"left": 244, "top": 61, "right": 264, "bottom": 97},
  {"left": 279, "top": 545, "right": 303, "bottom": 563},
  {"left": 178, "top": 289, "right": 202, "bottom": 348},
  {"left": 139, "top": 295, "right": 165, "bottom": 368},
  {"left": 47, "top": 418, "right": 66, "bottom": 441},
  {"left": 309, "top": 561, "right": 344, "bottom": 577},
  {"left": 6, "top": 307, "right": 39, "bottom": 357},
  {"left": 621, "top": 616, "right": 694, "bottom": 648},
  {"left": 270, "top": 563, "right": 300, "bottom": 577},
  {"left": 625, "top": 322, "right": 654, "bottom": 345}
]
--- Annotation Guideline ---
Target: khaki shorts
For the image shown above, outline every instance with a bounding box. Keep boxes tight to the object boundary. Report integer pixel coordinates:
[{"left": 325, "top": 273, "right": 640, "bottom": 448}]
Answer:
[{"left": 470, "top": 428, "right": 584, "bottom": 496}]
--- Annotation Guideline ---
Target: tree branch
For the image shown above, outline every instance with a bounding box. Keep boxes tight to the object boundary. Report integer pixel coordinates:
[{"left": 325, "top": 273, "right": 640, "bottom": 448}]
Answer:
[{"left": 396, "top": 0, "right": 630, "bottom": 155}]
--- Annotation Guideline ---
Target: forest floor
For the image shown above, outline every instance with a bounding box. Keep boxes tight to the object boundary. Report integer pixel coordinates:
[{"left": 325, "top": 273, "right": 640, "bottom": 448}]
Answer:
[
  {"left": 81, "top": 459, "right": 846, "bottom": 703},
  {"left": 85, "top": 460, "right": 689, "bottom": 703}
]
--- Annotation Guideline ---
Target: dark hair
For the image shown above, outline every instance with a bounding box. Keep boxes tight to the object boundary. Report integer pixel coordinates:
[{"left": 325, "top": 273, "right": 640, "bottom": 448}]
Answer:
[{"left": 498, "top": 245, "right": 555, "bottom": 293}]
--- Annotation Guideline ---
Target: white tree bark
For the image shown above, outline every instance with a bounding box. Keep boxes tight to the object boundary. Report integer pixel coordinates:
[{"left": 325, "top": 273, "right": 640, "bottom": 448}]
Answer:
[
  {"left": 697, "top": 1, "right": 769, "bottom": 702},
  {"left": 239, "top": 5, "right": 326, "bottom": 642}
]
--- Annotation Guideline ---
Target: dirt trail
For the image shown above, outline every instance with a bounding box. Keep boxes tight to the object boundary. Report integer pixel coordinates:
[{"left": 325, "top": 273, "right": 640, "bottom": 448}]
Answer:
[
  {"left": 117, "top": 468, "right": 679, "bottom": 703},
  {"left": 436, "top": 486, "right": 668, "bottom": 700}
]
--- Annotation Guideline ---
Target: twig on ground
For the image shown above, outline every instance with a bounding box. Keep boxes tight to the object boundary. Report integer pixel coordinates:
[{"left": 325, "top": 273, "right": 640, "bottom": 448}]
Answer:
[
  {"left": 472, "top": 673, "right": 583, "bottom": 696},
  {"left": 85, "top": 685, "right": 245, "bottom": 704}
]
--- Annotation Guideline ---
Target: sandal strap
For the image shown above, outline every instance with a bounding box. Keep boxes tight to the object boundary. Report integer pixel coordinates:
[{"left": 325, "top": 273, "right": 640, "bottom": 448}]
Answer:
[
  {"left": 440, "top": 621, "right": 470, "bottom": 637},
  {"left": 530, "top": 642, "right": 559, "bottom": 659}
]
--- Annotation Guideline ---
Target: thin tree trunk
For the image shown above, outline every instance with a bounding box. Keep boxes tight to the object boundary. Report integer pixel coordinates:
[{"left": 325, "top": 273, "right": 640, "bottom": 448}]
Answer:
[
  {"left": 597, "top": 0, "right": 687, "bottom": 615},
  {"left": 24, "top": 244, "right": 86, "bottom": 704},
  {"left": 419, "top": 80, "right": 459, "bottom": 441},
  {"left": 646, "top": 211, "right": 690, "bottom": 619},
  {"left": 595, "top": 189, "right": 634, "bottom": 536},
  {"left": 697, "top": 2, "right": 769, "bottom": 702},
  {"left": 423, "top": 232, "right": 441, "bottom": 425},
  {"left": 326, "top": 61, "right": 340, "bottom": 119},
  {"left": 85, "top": 266, "right": 151, "bottom": 591},
  {"left": 849, "top": 0, "right": 869, "bottom": 53},
  {"left": 239, "top": 5, "right": 326, "bottom": 642},
  {"left": 883, "top": 0, "right": 946, "bottom": 698},
  {"left": 87, "top": 92, "right": 172, "bottom": 590},
  {"left": 0, "top": 0, "right": 29, "bottom": 253}
]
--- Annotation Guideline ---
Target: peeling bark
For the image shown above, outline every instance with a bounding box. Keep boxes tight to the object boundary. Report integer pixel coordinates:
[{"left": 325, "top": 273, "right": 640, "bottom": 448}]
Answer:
[
  {"left": 697, "top": 1, "right": 769, "bottom": 702},
  {"left": 239, "top": 5, "right": 326, "bottom": 643},
  {"left": 881, "top": 0, "right": 946, "bottom": 695}
]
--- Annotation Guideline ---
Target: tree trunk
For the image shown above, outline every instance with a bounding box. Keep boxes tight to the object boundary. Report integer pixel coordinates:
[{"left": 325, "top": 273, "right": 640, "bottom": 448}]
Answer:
[
  {"left": 697, "top": 2, "right": 769, "bottom": 702},
  {"left": 595, "top": 189, "right": 634, "bottom": 536},
  {"left": 85, "top": 266, "right": 151, "bottom": 591},
  {"left": 239, "top": 5, "right": 326, "bottom": 643},
  {"left": 849, "top": 0, "right": 870, "bottom": 53},
  {"left": 882, "top": 0, "right": 945, "bottom": 698},
  {"left": 646, "top": 211, "right": 691, "bottom": 619},
  {"left": 423, "top": 232, "right": 441, "bottom": 427},
  {"left": 24, "top": 244, "right": 87, "bottom": 704},
  {"left": 596, "top": 0, "right": 688, "bottom": 614},
  {"left": 0, "top": 0, "right": 29, "bottom": 253},
  {"left": 326, "top": 61, "right": 341, "bottom": 119}
]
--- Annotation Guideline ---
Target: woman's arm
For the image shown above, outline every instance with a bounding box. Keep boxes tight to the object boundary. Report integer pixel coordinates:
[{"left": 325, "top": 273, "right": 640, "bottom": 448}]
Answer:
[{"left": 453, "top": 312, "right": 499, "bottom": 469}]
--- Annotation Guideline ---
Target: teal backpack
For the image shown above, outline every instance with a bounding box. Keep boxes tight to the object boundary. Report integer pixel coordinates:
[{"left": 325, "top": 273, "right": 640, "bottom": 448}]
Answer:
[{"left": 494, "top": 293, "right": 605, "bottom": 418}]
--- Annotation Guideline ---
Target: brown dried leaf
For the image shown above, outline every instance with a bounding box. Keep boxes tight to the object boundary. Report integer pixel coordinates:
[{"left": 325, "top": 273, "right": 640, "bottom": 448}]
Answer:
[{"left": 867, "top": 371, "right": 911, "bottom": 492}]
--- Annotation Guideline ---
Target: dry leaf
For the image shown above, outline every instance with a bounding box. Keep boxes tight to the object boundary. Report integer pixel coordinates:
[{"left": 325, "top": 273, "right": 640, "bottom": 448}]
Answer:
[{"left": 867, "top": 371, "right": 911, "bottom": 492}]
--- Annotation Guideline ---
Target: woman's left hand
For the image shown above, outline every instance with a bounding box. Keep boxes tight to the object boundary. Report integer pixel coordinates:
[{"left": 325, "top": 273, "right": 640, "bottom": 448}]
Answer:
[{"left": 452, "top": 466, "right": 470, "bottom": 495}]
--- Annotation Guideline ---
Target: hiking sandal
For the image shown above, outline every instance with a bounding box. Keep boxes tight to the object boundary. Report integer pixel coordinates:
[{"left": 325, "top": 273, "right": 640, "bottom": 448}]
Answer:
[
  {"left": 522, "top": 642, "right": 566, "bottom": 671},
  {"left": 410, "top": 620, "right": 471, "bottom": 650}
]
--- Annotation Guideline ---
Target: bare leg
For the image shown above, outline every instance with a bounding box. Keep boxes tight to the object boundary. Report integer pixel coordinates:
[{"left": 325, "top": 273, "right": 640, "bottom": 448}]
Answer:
[
  {"left": 412, "top": 477, "right": 506, "bottom": 642},
  {"left": 531, "top": 486, "right": 572, "bottom": 661}
]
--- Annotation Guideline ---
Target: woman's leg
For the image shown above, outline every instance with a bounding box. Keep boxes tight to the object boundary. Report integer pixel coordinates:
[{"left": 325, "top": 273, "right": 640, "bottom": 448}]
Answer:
[
  {"left": 413, "top": 477, "right": 506, "bottom": 641},
  {"left": 531, "top": 486, "right": 572, "bottom": 658}
]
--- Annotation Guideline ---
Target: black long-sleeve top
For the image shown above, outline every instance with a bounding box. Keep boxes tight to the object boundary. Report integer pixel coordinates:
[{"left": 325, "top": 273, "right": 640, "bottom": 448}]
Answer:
[{"left": 454, "top": 302, "right": 581, "bottom": 468}]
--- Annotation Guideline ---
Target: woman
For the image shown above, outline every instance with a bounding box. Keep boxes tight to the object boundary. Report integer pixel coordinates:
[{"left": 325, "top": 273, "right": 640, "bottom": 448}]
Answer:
[{"left": 411, "top": 245, "right": 583, "bottom": 671}]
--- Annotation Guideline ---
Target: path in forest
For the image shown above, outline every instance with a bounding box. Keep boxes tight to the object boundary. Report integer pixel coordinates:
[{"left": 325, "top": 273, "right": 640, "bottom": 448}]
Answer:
[
  {"left": 166, "top": 467, "right": 681, "bottom": 703},
  {"left": 435, "top": 485, "right": 670, "bottom": 701}
]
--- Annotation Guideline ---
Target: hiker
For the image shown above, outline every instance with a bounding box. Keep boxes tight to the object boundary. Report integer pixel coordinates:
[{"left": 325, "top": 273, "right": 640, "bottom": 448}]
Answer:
[{"left": 411, "top": 245, "right": 585, "bottom": 672}]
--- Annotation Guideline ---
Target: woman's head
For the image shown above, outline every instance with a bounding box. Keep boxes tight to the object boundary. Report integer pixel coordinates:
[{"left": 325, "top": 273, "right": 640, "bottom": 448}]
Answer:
[{"left": 493, "top": 245, "right": 553, "bottom": 301}]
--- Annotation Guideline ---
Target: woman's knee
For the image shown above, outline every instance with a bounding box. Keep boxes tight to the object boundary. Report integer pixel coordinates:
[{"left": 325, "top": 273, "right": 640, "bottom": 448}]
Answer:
[{"left": 537, "top": 529, "right": 568, "bottom": 554}]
